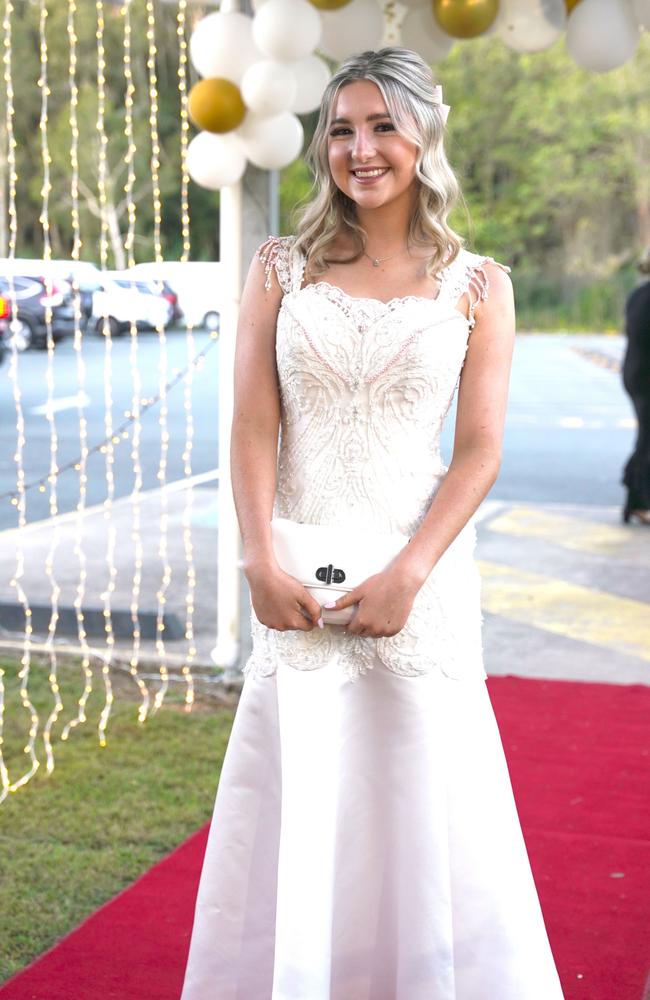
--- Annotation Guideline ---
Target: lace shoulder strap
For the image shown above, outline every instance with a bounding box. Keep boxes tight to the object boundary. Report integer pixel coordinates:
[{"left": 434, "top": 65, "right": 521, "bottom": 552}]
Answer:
[
  {"left": 256, "top": 235, "right": 304, "bottom": 294},
  {"left": 442, "top": 248, "right": 512, "bottom": 330}
]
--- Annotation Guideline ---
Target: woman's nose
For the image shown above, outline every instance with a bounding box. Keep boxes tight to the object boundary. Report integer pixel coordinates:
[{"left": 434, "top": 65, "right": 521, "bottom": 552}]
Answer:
[{"left": 350, "top": 127, "right": 376, "bottom": 162}]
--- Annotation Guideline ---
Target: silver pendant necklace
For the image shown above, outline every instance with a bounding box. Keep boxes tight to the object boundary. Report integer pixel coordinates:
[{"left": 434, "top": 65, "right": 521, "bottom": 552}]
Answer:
[{"left": 363, "top": 247, "right": 407, "bottom": 268}]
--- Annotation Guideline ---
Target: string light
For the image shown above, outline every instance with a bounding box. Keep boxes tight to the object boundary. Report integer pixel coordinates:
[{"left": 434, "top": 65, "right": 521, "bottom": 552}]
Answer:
[
  {"left": 96, "top": 0, "right": 115, "bottom": 748},
  {"left": 37, "top": 0, "right": 66, "bottom": 777},
  {"left": 146, "top": 0, "right": 171, "bottom": 715},
  {"left": 177, "top": 0, "right": 197, "bottom": 711},
  {"left": 0, "top": 0, "right": 220, "bottom": 800},
  {"left": 121, "top": 0, "right": 150, "bottom": 725},
  {"left": 0, "top": 3, "right": 12, "bottom": 800},
  {"left": 0, "top": 0, "right": 39, "bottom": 801},
  {"left": 0, "top": 664, "right": 6, "bottom": 797},
  {"left": 61, "top": 0, "right": 94, "bottom": 745}
]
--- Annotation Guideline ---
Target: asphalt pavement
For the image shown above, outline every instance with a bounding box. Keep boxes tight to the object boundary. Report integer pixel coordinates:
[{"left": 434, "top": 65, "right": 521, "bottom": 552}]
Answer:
[{"left": 0, "top": 328, "right": 220, "bottom": 529}]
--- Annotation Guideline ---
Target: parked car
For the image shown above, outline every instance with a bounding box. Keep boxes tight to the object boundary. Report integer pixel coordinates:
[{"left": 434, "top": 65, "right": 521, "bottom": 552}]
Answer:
[
  {"left": 0, "top": 273, "right": 75, "bottom": 350},
  {"left": 157, "top": 279, "right": 181, "bottom": 323},
  {"left": 0, "top": 295, "right": 9, "bottom": 366},
  {"left": 0, "top": 258, "right": 76, "bottom": 315},
  {"left": 48, "top": 259, "right": 105, "bottom": 328},
  {"left": 0, "top": 258, "right": 139, "bottom": 336},
  {"left": 128, "top": 261, "right": 221, "bottom": 332},
  {"left": 130, "top": 277, "right": 182, "bottom": 324},
  {"left": 100, "top": 271, "right": 175, "bottom": 328},
  {"left": 87, "top": 274, "right": 173, "bottom": 337}
]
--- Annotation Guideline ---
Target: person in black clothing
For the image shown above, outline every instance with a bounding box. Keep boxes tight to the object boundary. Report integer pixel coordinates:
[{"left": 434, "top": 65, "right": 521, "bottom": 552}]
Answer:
[{"left": 622, "top": 247, "right": 650, "bottom": 524}]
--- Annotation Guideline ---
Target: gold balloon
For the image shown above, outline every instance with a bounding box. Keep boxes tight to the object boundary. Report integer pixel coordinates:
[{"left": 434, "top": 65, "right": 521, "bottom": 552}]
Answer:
[
  {"left": 433, "top": 0, "right": 499, "bottom": 38},
  {"left": 188, "top": 78, "right": 246, "bottom": 135},
  {"left": 565, "top": 0, "right": 581, "bottom": 11},
  {"left": 308, "top": 0, "right": 351, "bottom": 8}
]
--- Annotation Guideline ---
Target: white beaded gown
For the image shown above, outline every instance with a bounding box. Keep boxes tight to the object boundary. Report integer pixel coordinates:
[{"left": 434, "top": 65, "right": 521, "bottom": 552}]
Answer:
[{"left": 180, "top": 236, "right": 565, "bottom": 1000}]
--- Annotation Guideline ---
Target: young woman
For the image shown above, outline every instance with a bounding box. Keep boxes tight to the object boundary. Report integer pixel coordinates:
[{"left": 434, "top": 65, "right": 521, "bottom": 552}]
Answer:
[{"left": 181, "top": 47, "right": 564, "bottom": 999}]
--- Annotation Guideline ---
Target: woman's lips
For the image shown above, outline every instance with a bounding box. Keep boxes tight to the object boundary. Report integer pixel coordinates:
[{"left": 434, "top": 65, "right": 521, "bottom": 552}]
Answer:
[{"left": 350, "top": 167, "right": 389, "bottom": 184}]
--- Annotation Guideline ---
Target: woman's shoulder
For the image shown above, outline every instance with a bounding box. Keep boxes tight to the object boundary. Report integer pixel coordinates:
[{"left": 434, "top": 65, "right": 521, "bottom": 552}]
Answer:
[
  {"left": 444, "top": 247, "right": 512, "bottom": 299},
  {"left": 451, "top": 246, "right": 512, "bottom": 276},
  {"left": 626, "top": 278, "right": 650, "bottom": 305},
  {"left": 257, "top": 234, "right": 295, "bottom": 256},
  {"left": 443, "top": 247, "right": 513, "bottom": 329},
  {"left": 256, "top": 234, "right": 298, "bottom": 293}
]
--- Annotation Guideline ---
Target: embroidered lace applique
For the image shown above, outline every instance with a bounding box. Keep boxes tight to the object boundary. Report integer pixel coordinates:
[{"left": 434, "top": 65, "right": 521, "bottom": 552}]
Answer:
[
  {"left": 244, "top": 237, "right": 510, "bottom": 683},
  {"left": 444, "top": 255, "right": 512, "bottom": 330},
  {"left": 257, "top": 234, "right": 300, "bottom": 294}
]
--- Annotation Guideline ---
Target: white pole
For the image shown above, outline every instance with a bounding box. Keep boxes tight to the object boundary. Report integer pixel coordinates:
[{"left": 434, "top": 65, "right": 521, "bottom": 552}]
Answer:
[
  {"left": 211, "top": 178, "right": 243, "bottom": 676},
  {"left": 210, "top": 0, "right": 245, "bottom": 677}
]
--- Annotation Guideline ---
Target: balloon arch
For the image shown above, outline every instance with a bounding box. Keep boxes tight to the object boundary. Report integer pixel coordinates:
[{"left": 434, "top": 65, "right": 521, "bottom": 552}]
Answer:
[{"left": 186, "top": 0, "right": 650, "bottom": 190}]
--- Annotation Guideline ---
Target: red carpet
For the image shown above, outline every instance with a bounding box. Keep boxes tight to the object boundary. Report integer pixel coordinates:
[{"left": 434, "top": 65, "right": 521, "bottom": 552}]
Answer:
[{"left": 1, "top": 676, "right": 649, "bottom": 1000}]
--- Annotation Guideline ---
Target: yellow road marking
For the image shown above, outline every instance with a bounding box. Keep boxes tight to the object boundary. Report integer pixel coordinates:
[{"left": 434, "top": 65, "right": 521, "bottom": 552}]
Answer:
[
  {"left": 478, "top": 560, "right": 650, "bottom": 663},
  {"left": 486, "top": 505, "right": 641, "bottom": 557}
]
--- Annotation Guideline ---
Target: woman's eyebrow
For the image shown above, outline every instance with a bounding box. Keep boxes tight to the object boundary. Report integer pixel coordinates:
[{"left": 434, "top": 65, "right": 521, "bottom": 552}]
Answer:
[{"left": 331, "top": 113, "right": 392, "bottom": 124}]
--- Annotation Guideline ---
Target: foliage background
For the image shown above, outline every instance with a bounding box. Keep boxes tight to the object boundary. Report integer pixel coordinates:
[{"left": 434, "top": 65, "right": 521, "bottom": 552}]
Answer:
[{"left": 0, "top": 3, "right": 648, "bottom": 329}]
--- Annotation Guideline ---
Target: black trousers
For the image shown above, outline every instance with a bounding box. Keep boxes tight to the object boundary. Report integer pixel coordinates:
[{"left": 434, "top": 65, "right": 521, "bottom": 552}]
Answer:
[{"left": 622, "top": 392, "right": 650, "bottom": 509}]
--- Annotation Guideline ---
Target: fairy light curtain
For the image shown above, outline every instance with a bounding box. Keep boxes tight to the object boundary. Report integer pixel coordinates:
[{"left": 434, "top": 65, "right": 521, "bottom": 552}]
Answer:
[{"left": 0, "top": 0, "right": 206, "bottom": 802}]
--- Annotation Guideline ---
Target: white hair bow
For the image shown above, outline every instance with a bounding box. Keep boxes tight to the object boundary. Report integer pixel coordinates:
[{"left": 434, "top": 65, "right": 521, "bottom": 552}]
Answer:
[{"left": 432, "top": 84, "right": 451, "bottom": 125}]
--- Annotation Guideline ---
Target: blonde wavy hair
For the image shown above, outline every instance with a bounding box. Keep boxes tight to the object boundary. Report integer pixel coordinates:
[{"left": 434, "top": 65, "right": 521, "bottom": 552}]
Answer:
[{"left": 292, "top": 47, "right": 464, "bottom": 281}]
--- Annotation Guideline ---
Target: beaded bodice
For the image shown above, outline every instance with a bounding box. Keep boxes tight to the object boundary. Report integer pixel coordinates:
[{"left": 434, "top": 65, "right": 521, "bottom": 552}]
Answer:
[{"left": 244, "top": 235, "right": 511, "bottom": 683}]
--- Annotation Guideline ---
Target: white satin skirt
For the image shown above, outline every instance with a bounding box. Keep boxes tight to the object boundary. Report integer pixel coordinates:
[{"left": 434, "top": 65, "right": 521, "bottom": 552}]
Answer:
[{"left": 180, "top": 656, "right": 564, "bottom": 1000}]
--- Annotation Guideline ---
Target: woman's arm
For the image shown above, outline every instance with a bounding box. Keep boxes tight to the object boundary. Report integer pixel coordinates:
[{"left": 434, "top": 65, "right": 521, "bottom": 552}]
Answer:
[
  {"left": 398, "top": 260, "right": 516, "bottom": 580},
  {"left": 324, "top": 261, "right": 516, "bottom": 637},
  {"left": 231, "top": 251, "right": 323, "bottom": 632}
]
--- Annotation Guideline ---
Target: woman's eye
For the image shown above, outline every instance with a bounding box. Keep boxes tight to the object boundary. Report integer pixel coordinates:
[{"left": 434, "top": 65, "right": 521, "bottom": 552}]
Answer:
[{"left": 328, "top": 122, "right": 395, "bottom": 137}]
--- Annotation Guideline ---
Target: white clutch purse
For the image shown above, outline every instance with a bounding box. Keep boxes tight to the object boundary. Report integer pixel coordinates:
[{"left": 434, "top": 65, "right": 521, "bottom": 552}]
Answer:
[{"left": 270, "top": 517, "right": 410, "bottom": 625}]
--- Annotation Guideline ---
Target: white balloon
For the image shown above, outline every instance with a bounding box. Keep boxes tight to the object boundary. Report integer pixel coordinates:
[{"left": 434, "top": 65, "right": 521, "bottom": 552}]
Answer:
[
  {"left": 318, "top": 0, "right": 384, "bottom": 61},
  {"left": 189, "top": 11, "right": 260, "bottom": 84},
  {"left": 253, "top": 0, "right": 321, "bottom": 61},
  {"left": 495, "top": 0, "right": 565, "bottom": 53},
  {"left": 632, "top": 0, "right": 650, "bottom": 29},
  {"left": 290, "top": 54, "right": 331, "bottom": 114},
  {"left": 187, "top": 132, "right": 246, "bottom": 190},
  {"left": 242, "top": 60, "right": 297, "bottom": 115},
  {"left": 566, "top": 0, "right": 639, "bottom": 71},
  {"left": 400, "top": 3, "right": 455, "bottom": 64},
  {"left": 238, "top": 111, "right": 304, "bottom": 169}
]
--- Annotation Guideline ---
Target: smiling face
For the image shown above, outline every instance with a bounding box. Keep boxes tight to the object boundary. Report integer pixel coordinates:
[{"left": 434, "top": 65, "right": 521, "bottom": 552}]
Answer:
[{"left": 327, "top": 79, "right": 420, "bottom": 214}]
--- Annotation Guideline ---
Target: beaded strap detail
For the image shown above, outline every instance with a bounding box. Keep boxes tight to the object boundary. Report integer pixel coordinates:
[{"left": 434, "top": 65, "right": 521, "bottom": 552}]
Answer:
[
  {"left": 257, "top": 235, "right": 294, "bottom": 293},
  {"left": 463, "top": 257, "right": 511, "bottom": 331}
]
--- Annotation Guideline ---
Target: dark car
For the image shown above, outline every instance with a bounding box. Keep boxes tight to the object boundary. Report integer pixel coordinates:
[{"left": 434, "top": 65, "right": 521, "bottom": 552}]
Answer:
[{"left": 0, "top": 274, "right": 76, "bottom": 350}]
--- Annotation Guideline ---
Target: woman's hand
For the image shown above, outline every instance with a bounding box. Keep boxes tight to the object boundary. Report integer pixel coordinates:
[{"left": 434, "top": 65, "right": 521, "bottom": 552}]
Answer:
[
  {"left": 323, "top": 565, "right": 423, "bottom": 638},
  {"left": 246, "top": 561, "right": 324, "bottom": 632}
]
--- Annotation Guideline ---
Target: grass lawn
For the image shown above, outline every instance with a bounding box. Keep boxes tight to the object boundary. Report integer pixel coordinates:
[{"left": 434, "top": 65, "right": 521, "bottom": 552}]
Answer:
[{"left": 0, "top": 654, "right": 236, "bottom": 983}]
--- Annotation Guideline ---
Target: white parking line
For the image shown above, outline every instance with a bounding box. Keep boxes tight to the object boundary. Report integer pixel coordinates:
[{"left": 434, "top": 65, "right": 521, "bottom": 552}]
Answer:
[
  {"left": 558, "top": 416, "right": 585, "bottom": 428},
  {"left": 31, "top": 391, "right": 90, "bottom": 417}
]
